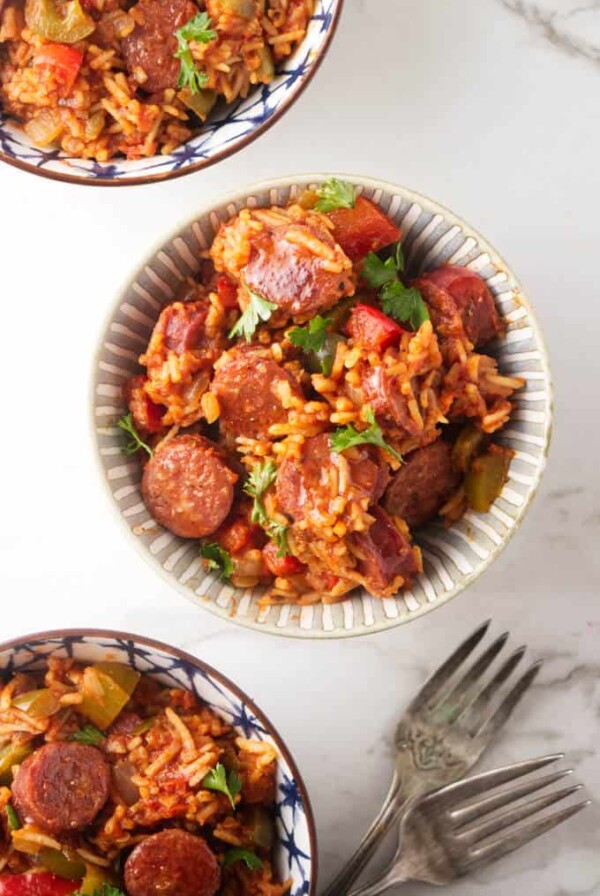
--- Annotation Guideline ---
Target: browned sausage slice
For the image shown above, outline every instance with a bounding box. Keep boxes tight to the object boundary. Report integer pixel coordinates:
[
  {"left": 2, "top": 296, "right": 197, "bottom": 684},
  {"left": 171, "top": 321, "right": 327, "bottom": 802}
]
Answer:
[
  {"left": 383, "top": 440, "right": 461, "bottom": 528},
  {"left": 243, "top": 221, "right": 354, "bottom": 318},
  {"left": 11, "top": 743, "right": 110, "bottom": 834},
  {"left": 351, "top": 506, "right": 420, "bottom": 595},
  {"left": 142, "top": 434, "right": 237, "bottom": 538},
  {"left": 122, "top": 0, "right": 199, "bottom": 94},
  {"left": 276, "top": 433, "right": 389, "bottom": 521},
  {"left": 124, "top": 829, "right": 220, "bottom": 896},
  {"left": 417, "top": 266, "right": 504, "bottom": 347},
  {"left": 361, "top": 366, "right": 423, "bottom": 437},
  {"left": 211, "top": 347, "right": 304, "bottom": 442}
]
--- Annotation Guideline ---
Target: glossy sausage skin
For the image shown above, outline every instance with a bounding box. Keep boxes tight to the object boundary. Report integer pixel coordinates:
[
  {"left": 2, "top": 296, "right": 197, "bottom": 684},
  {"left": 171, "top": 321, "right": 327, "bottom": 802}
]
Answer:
[
  {"left": 124, "top": 829, "right": 220, "bottom": 896},
  {"left": 122, "top": 0, "right": 199, "bottom": 94},
  {"left": 243, "top": 222, "right": 354, "bottom": 318},
  {"left": 351, "top": 506, "right": 420, "bottom": 594},
  {"left": 211, "top": 347, "right": 304, "bottom": 442},
  {"left": 417, "top": 266, "right": 503, "bottom": 347},
  {"left": 276, "top": 433, "right": 389, "bottom": 521},
  {"left": 141, "top": 434, "right": 237, "bottom": 538},
  {"left": 11, "top": 743, "right": 110, "bottom": 834},
  {"left": 383, "top": 440, "right": 461, "bottom": 528}
]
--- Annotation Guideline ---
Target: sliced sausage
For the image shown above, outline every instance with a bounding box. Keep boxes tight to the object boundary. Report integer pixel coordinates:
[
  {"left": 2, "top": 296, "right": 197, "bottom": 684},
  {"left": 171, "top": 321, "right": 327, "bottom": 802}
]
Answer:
[
  {"left": 124, "top": 375, "right": 165, "bottom": 435},
  {"left": 417, "top": 266, "right": 503, "bottom": 347},
  {"left": 11, "top": 743, "right": 110, "bottom": 834},
  {"left": 361, "top": 366, "right": 422, "bottom": 437},
  {"left": 383, "top": 440, "right": 461, "bottom": 528},
  {"left": 142, "top": 434, "right": 237, "bottom": 538},
  {"left": 351, "top": 506, "right": 420, "bottom": 595},
  {"left": 124, "top": 829, "right": 220, "bottom": 896},
  {"left": 122, "top": 0, "right": 199, "bottom": 94},
  {"left": 145, "top": 300, "right": 222, "bottom": 367},
  {"left": 276, "top": 433, "right": 389, "bottom": 521},
  {"left": 243, "top": 221, "right": 354, "bottom": 318},
  {"left": 211, "top": 347, "right": 304, "bottom": 442}
]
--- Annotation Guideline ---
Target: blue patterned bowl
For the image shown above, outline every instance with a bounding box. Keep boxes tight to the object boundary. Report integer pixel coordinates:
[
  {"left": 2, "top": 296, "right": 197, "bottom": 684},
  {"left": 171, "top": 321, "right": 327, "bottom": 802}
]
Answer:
[
  {"left": 0, "top": 1, "right": 342, "bottom": 186},
  {"left": 0, "top": 629, "right": 317, "bottom": 895}
]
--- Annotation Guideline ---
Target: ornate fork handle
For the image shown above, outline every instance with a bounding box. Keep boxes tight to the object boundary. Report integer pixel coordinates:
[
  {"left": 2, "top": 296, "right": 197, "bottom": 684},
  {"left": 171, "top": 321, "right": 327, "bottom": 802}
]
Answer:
[{"left": 321, "top": 770, "right": 415, "bottom": 896}]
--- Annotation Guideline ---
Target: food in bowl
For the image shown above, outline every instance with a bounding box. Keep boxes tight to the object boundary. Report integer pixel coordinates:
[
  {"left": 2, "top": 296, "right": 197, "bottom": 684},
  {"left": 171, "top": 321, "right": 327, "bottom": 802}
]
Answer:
[
  {"left": 118, "top": 178, "right": 525, "bottom": 606},
  {"left": 0, "top": 0, "right": 314, "bottom": 161},
  {"left": 0, "top": 655, "right": 289, "bottom": 894}
]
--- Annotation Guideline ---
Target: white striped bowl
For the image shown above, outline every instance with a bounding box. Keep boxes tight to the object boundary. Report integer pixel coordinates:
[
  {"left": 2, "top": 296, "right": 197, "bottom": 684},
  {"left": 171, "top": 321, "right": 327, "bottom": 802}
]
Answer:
[{"left": 91, "top": 174, "right": 553, "bottom": 638}]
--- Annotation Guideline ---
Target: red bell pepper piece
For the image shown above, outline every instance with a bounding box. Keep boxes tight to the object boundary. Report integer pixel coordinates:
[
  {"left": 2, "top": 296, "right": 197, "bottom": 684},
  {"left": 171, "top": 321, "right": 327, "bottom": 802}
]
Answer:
[
  {"left": 327, "top": 197, "right": 401, "bottom": 261},
  {"left": 216, "top": 275, "right": 239, "bottom": 310},
  {"left": 123, "top": 375, "right": 164, "bottom": 435},
  {"left": 262, "top": 543, "right": 305, "bottom": 578},
  {"left": 0, "top": 873, "right": 81, "bottom": 896},
  {"left": 345, "top": 304, "right": 404, "bottom": 351},
  {"left": 33, "top": 44, "right": 84, "bottom": 93}
]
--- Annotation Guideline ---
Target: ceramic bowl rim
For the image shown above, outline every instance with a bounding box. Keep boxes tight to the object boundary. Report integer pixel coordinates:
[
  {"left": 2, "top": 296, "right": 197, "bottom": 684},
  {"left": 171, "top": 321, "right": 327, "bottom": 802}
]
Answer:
[
  {"left": 0, "top": 1, "right": 344, "bottom": 187},
  {"left": 0, "top": 626, "right": 319, "bottom": 893},
  {"left": 90, "top": 172, "right": 554, "bottom": 639}
]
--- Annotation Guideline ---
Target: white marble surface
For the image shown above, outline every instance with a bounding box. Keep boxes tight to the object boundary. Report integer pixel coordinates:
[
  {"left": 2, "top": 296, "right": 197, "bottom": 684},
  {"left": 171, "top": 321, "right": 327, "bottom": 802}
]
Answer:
[{"left": 0, "top": 0, "right": 599, "bottom": 892}]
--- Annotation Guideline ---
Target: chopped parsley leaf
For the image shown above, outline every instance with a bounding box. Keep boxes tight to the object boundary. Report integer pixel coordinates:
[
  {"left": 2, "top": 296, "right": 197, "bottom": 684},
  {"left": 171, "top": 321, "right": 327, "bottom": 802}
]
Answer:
[
  {"left": 202, "top": 763, "right": 242, "bottom": 809},
  {"left": 116, "top": 413, "right": 153, "bottom": 458},
  {"left": 361, "top": 252, "right": 399, "bottom": 288},
  {"left": 73, "top": 885, "right": 126, "bottom": 896},
  {"left": 70, "top": 724, "right": 105, "bottom": 747},
  {"left": 229, "top": 289, "right": 278, "bottom": 342},
  {"left": 380, "top": 280, "right": 430, "bottom": 331},
  {"left": 331, "top": 407, "right": 402, "bottom": 463},
  {"left": 314, "top": 178, "right": 356, "bottom": 213},
  {"left": 174, "top": 12, "right": 216, "bottom": 94},
  {"left": 288, "top": 316, "right": 332, "bottom": 354},
  {"left": 200, "top": 543, "right": 233, "bottom": 580}
]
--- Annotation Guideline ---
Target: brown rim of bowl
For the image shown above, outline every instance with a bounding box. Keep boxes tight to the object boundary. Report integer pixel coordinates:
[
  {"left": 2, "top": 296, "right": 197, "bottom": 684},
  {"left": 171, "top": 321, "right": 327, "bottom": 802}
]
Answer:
[
  {"left": 0, "top": 627, "right": 319, "bottom": 893},
  {"left": 0, "top": 1, "right": 344, "bottom": 188}
]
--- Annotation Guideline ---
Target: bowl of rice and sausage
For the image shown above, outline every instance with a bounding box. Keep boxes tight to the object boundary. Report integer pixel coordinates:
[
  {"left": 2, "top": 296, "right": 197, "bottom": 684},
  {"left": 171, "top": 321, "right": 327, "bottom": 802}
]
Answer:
[
  {"left": 0, "top": 630, "right": 316, "bottom": 895},
  {"left": 92, "top": 174, "right": 553, "bottom": 637},
  {"left": 0, "top": 0, "right": 342, "bottom": 184}
]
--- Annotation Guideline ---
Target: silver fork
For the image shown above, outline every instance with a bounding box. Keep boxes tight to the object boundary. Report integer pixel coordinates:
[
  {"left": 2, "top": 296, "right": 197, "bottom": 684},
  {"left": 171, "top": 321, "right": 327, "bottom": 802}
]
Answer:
[
  {"left": 322, "top": 620, "right": 542, "bottom": 896},
  {"left": 348, "top": 754, "right": 590, "bottom": 894}
]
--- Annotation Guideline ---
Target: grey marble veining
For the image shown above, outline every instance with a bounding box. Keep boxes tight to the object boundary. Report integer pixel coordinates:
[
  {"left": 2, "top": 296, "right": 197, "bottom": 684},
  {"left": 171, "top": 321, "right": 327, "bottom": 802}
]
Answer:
[{"left": 499, "top": 0, "right": 600, "bottom": 63}]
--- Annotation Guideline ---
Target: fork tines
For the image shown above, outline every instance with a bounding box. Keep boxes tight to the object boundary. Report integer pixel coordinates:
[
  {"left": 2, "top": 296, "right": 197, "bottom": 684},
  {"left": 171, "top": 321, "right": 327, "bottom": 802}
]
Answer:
[
  {"left": 439, "top": 754, "right": 591, "bottom": 871},
  {"left": 408, "top": 620, "right": 542, "bottom": 740}
]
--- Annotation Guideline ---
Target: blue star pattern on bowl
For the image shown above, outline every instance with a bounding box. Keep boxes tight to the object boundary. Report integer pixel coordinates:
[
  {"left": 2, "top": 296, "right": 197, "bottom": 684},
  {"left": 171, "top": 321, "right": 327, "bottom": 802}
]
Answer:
[
  {"left": 0, "top": 0, "right": 341, "bottom": 185},
  {"left": 0, "top": 632, "right": 316, "bottom": 895}
]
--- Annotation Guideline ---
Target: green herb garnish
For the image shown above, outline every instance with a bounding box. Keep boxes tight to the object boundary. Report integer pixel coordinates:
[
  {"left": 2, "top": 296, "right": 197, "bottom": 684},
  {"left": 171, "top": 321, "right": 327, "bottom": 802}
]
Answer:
[
  {"left": 6, "top": 804, "right": 21, "bottom": 831},
  {"left": 244, "top": 460, "right": 278, "bottom": 526},
  {"left": 174, "top": 12, "right": 216, "bottom": 94},
  {"left": 331, "top": 407, "right": 402, "bottom": 462},
  {"left": 289, "top": 315, "right": 342, "bottom": 375},
  {"left": 229, "top": 289, "right": 278, "bottom": 342},
  {"left": 73, "top": 886, "right": 126, "bottom": 896},
  {"left": 202, "top": 763, "right": 242, "bottom": 809},
  {"left": 266, "top": 521, "right": 288, "bottom": 558},
  {"left": 223, "top": 847, "right": 264, "bottom": 871},
  {"left": 289, "top": 316, "right": 332, "bottom": 354},
  {"left": 314, "top": 178, "right": 356, "bottom": 213},
  {"left": 360, "top": 240, "right": 429, "bottom": 331},
  {"left": 70, "top": 724, "right": 105, "bottom": 747},
  {"left": 380, "top": 281, "right": 430, "bottom": 331},
  {"left": 243, "top": 461, "right": 289, "bottom": 555},
  {"left": 116, "top": 413, "right": 153, "bottom": 458},
  {"left": 200, "top": 542, "right": 233, "bottom": 580},
  {"left": 361, "top": 252, "right": 399, "bottom": 288}
]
